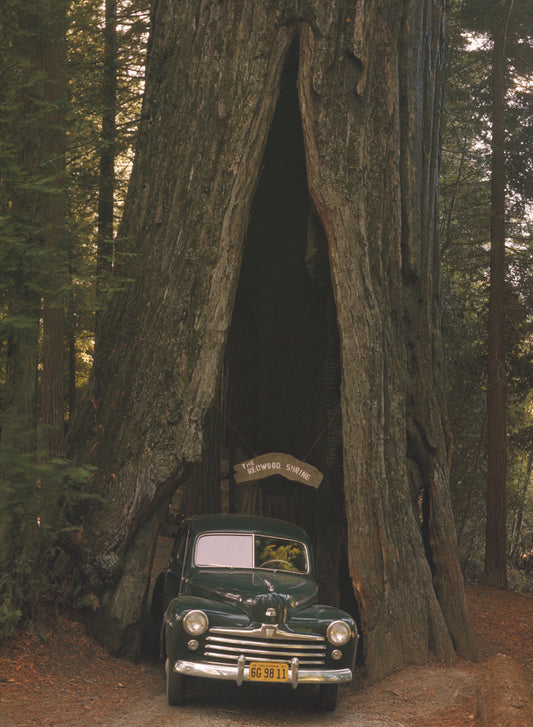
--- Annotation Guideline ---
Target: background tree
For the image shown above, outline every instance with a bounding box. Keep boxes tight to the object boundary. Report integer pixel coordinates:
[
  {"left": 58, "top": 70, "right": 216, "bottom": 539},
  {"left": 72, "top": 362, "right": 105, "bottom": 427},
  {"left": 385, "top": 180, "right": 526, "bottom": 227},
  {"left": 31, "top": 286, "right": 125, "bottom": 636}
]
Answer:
[
  {"left": 67, "top": 0, "right": 474, "bottom": 681},
  {"left": 96, "top": 0, "right": 118, "bottom": 319},
  {"left": 0, "top": 0, "right": 149, "bottom": 636},
  {"left": 4, "top": 0, "right": 531, "bottom": 682},
  {"left": 0, "top": 0, "right": 71, "bottom": 631},
  {"left": 485, "top": 0, "right": 509, "bottom": 589},
  {"left": 441, "top": 0, "right": 533, "bottom": 585}
]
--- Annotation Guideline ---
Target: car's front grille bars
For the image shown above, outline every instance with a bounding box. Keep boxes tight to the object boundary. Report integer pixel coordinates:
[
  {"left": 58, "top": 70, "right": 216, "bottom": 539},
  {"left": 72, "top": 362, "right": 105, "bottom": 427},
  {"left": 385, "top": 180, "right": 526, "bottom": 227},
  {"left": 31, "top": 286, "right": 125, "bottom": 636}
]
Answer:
[{"left": 205, "top": 625, "right": 327, "bottom": 666}]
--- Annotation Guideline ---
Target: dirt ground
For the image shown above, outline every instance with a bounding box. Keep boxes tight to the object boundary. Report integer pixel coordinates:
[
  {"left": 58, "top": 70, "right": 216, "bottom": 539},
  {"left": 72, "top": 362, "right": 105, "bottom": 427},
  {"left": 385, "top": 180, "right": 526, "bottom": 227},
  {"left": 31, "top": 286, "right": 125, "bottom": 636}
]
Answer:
[{"left": 1, "top": 585, "right": 533, "bottom": 727}]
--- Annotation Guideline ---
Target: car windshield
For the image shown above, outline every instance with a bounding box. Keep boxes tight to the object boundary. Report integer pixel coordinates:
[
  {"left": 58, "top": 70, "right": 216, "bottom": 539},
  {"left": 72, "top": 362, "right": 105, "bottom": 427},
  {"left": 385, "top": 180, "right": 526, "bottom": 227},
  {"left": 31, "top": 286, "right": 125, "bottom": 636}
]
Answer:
[{"left": 194, "top": 533, "right": 309, "bottom": 573}]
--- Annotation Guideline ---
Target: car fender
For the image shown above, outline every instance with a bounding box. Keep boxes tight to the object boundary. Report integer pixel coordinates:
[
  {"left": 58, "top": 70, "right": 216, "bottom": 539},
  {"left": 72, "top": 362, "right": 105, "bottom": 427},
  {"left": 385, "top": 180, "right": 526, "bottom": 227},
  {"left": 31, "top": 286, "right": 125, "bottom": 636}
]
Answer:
[
  {"left": 289, "top": 603, "right": 359, "bottom": 668},
  {"left": 293, "top": 602, "right": 356, "bottom": 628},
  {"left": 163, "top": 595, "right": 250, "bottom": 660}
]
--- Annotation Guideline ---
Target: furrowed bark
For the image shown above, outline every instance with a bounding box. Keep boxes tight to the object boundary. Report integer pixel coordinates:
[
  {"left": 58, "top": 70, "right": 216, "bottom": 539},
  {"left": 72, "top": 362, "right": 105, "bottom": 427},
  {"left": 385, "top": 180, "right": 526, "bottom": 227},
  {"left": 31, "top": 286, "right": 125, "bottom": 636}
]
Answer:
[
  {"left": 69, "top": 0, "right": 475, "bottom": 675},
  {"left": 68, "top": 3, "right": 296, "bottom": 653}
]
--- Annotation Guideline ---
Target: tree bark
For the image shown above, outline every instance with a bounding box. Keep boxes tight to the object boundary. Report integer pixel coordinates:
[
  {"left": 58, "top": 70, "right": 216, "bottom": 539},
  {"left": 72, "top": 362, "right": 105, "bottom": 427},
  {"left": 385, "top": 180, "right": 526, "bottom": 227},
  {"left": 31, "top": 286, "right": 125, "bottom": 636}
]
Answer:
[
  {"left": 484, "top": 12, "right": 508, "bottom": 589},
  {"left": 68, "top": 0, "right": 475, "bottom": 677},
  {"left": 509, "top": 449, "right": 533, "bottom": 563},
  {"left": 297, "top": 3, "right": 474, "bottom": 677},
  {"left": 96, "top": 0, "right": 117, "bottom": 336},
  {"left": 68, "top": 1, "right": 295, "bottom": 651},
  {"left": 2, "top": 0, "right": 67, "bottom": 460},
  {"left": 41, "top": 0, "right": 68, "bottom": 461}
]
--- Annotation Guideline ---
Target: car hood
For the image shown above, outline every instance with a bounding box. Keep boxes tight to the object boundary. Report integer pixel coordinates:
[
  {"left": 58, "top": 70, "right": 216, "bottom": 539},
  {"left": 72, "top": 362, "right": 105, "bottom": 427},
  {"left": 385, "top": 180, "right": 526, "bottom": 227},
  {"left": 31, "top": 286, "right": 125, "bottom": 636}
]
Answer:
[{"left": 184, "top": 568, "right": 318, "bottom": 624}]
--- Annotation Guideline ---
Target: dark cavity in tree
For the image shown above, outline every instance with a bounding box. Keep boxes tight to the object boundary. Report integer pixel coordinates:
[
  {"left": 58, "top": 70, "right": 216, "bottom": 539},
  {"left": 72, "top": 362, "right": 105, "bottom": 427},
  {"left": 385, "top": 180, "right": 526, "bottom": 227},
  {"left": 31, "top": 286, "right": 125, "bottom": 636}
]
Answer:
[
  {"left": 222, "top": 45, "right": 350, "bottom": 612},
  {"left": 228, "top": 45, "right": 328, "bottom": 463}
]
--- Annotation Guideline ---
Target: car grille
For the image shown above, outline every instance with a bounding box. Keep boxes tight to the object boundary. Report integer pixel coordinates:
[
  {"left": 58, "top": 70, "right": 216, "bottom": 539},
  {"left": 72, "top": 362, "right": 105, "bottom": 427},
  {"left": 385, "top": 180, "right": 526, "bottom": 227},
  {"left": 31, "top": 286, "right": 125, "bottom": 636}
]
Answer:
[{"left": 205, "top": 624, "right": 326, "bottom": 666}]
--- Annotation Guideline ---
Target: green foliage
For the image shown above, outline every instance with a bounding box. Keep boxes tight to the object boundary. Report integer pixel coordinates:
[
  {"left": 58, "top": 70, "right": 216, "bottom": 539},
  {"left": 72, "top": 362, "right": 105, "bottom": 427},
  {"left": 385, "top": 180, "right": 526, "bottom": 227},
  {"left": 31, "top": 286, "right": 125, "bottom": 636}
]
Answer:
[
  {"left": 0, "top": 0, "right": 149, "bottom": 636},
  {"left": 256, "top": 538, "right": 307, "bottom": 573},
  {"left": 0, "top": 425, "right": 96, "bottom": 637},
  {"left": 442, "top": 0, "right": 533, "bottom": 580}
]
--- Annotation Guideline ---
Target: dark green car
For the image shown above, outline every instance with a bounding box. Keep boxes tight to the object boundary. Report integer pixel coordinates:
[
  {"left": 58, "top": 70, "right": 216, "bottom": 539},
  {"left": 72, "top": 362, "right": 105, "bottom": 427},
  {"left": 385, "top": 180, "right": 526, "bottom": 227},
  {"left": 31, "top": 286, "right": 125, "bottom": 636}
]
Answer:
[{"left": 152, "top": 513, "right": 358, "bottom": 711}]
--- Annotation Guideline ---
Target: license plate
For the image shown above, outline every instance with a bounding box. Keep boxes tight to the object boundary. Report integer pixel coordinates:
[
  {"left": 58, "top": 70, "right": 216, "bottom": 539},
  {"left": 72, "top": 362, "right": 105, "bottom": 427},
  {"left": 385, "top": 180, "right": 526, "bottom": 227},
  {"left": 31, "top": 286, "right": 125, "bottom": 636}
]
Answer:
[{"left": 249, "top": 661, "right": 289, "bottom": 683}]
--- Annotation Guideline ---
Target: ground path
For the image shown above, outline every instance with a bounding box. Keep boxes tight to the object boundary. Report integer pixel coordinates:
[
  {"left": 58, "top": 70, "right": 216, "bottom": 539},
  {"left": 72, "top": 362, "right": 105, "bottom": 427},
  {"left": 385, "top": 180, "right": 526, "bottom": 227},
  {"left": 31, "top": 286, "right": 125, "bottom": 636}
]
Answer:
[{"left": 1, "top": 585, "right": 533, "bottom": 726}]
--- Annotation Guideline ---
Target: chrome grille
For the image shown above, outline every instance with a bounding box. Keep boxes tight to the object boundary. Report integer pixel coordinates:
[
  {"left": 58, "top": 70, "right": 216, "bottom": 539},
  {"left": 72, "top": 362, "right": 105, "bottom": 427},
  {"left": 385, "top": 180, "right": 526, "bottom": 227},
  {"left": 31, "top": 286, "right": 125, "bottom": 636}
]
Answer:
[{"left": 205, "top": 625, "right": 326, "bottom": 666}]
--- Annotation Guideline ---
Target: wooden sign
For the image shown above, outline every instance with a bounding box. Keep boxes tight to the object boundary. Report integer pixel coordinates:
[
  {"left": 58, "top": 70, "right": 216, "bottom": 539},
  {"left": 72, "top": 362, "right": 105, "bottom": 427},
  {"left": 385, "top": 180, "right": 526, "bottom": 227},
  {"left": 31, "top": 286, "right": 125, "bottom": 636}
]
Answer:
[{"left": 234, "top": 453, "right": 323, "bottom": 489}]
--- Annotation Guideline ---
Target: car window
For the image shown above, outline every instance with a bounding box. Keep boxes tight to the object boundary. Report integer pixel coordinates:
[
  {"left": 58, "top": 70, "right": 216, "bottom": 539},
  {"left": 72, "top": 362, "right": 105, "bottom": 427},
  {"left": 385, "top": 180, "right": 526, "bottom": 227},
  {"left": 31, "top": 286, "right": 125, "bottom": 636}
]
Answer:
[
  {"left": 194, "top": 533, "right": 308, "bottom": 573},
  {"left": 255, "top": 536, "right": 308, "bottom": 573},
  {"left": 195, "top": 534, "right": 254, "bottom": 568}
]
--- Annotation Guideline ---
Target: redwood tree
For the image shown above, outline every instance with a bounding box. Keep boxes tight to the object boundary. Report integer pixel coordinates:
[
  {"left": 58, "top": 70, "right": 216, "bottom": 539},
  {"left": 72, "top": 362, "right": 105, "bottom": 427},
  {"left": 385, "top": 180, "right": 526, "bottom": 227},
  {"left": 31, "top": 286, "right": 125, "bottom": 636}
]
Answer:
[
  {"left": 68, "top": 0, "right": 475, "bottom": 680},
  {"left": 96, "top": 0, "right": 118, "bottom": 298},
  {"left": 484, "top": 12, "right": 508, "bottom": 589}
]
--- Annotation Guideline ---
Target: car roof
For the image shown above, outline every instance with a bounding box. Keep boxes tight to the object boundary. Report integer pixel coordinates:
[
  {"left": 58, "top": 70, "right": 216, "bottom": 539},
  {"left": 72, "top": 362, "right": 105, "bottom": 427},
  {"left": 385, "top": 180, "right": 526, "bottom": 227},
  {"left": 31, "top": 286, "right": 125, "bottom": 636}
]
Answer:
[{"left": 185, "top": 513, "right": 310, "bottom": 543}]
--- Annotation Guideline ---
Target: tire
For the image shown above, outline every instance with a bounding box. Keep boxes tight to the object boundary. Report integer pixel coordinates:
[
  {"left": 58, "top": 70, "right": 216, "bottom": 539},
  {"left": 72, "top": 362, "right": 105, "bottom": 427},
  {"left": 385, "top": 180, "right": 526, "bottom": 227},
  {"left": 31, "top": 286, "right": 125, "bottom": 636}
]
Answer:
[
  {"left": 319, "top": 683, "right": 339, "bottom": 711},
  {"left": 166, "top": 657, "right": 187, "bottom": 705}
]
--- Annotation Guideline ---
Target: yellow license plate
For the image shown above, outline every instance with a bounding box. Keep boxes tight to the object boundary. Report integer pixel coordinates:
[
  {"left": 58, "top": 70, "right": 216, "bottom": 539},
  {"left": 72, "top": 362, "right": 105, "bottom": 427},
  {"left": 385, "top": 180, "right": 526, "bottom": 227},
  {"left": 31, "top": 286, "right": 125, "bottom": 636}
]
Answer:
[{"left": 249, "top": 661, "right": 289, "bottom": 683}]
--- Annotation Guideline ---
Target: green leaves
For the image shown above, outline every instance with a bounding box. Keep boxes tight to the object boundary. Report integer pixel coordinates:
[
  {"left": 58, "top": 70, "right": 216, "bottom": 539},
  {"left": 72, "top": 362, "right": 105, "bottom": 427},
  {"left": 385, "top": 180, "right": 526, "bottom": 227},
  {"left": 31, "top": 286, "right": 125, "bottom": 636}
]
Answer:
[
  {"left": 0, "top": 430, "right": 96, "bottom": 637},
  {"left": 442, "top": 0, "right": 533, "bottom": 581}
]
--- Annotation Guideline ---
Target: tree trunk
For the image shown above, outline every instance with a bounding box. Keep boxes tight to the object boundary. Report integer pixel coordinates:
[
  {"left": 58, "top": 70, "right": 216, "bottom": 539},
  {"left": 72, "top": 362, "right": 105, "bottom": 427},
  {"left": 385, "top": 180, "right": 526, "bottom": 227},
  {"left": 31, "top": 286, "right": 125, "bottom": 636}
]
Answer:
[
  {"left": 509, "top": 449, "right": 533, "bottom": 563},
  {"left": 297, "top": 2, "right": 474, "bottom": 678},
  {"left": 96, "top": 0, "right": 117, "bottom": 335},
  {"left": 68, "top": 0, "right": 475, "bottom": 678},
  {"left": 68, "top": 1, "right": 295, "bottom": 649},
  {"left": 2, "top": 0, "right": 67, "bottom": 460},
  {"left": 41, "top": 0, "right": 68, "bottom": 461},
  {"left": 0, "top": 0, "right": 67, "bottom": 626},
  {"left": 1, "top": 3, "right": 43, "bottom": 453},
  {"left": 483, "top": 13, "right": 508, "bottom": 589}
]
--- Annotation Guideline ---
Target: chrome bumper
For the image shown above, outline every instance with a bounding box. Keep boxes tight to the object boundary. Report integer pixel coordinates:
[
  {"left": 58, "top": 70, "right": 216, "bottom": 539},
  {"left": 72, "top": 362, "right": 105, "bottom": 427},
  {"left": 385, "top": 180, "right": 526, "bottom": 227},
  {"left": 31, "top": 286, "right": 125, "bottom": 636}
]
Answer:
[{"left": 173, "top": 656, "right": 352, "bottom": 689}]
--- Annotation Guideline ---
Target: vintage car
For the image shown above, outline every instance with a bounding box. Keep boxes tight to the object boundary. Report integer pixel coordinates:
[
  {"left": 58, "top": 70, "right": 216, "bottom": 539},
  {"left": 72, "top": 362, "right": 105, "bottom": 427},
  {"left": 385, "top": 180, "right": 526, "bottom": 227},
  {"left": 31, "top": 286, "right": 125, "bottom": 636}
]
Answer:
[{"left": 151, "top": 513, "right": 358, "bottom": 711}]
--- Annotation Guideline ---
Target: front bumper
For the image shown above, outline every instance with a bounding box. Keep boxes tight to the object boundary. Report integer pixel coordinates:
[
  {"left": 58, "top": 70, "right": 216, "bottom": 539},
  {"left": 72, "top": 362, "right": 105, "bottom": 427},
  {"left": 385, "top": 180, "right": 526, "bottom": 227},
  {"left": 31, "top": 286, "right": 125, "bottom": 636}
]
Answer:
[{"left": 172, "top": 657, "right": 352, "bottom": 689}]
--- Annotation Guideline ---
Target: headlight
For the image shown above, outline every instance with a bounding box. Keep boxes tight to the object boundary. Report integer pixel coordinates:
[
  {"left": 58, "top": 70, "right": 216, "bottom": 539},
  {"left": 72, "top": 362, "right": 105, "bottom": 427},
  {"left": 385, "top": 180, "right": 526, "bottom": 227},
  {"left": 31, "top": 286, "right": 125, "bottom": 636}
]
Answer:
[
  {"left": 326, "top": 620, "right": 352, "bottom": 646},
  {"left": 182, "top": 610, "right": 209, "bottom": 636}
]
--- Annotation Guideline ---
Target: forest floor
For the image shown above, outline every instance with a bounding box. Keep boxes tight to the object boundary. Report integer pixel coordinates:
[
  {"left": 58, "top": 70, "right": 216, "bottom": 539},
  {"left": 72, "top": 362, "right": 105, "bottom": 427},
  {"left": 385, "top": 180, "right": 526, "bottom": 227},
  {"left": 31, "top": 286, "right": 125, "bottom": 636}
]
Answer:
[{"left": 1, "top": 584, "right": 533, "bottom": 727}]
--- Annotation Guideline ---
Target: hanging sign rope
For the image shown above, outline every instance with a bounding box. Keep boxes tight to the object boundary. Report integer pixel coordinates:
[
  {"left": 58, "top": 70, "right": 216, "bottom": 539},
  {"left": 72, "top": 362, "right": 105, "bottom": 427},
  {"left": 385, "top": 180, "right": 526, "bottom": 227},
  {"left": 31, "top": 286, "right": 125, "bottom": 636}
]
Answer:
[{"left": 233, "top": 453, "right": 323, "bottom": 489}]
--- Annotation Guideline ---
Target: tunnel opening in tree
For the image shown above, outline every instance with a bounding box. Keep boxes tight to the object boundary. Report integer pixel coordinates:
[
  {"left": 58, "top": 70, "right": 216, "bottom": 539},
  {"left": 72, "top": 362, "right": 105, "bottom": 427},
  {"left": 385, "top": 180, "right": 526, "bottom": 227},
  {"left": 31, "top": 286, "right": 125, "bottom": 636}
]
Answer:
[{"left": 222, "top": 44, "right": 351, "bottom": 611}]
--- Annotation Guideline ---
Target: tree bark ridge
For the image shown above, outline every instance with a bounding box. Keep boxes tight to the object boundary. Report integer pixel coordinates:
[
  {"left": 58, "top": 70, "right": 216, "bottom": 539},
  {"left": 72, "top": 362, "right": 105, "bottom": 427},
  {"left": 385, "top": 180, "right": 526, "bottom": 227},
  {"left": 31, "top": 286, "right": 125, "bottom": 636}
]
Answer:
[{"left": 68, "top": 0, "right": 475, "bottom": 676}]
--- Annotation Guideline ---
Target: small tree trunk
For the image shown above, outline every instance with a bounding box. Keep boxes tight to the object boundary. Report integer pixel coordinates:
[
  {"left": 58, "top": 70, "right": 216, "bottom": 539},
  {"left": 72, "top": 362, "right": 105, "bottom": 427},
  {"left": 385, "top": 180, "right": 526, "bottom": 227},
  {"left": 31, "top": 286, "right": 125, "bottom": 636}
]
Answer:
[
  {"left": 95, "top": 0, "right": 117, "bottom": 338},
  {"left": 41, "top": 0, "right": 68, "bottom": 461},
  {"left": 67, "top": 302, "right": 77, "bottom": 425},
  {"left": 0, "top": 0, "right": 67, "bottom": 622},
  {"left": 2, "top": 0, "right": 68, "bottom": 461},
  {"left": 509, "top": 450, "right": 533, "bottom": 563},
  {"left": 484, "top": 16, "right": 508, "bottom": 589},
  {"left": 1, "top": 4, "right": 43, "bottom": 453}
]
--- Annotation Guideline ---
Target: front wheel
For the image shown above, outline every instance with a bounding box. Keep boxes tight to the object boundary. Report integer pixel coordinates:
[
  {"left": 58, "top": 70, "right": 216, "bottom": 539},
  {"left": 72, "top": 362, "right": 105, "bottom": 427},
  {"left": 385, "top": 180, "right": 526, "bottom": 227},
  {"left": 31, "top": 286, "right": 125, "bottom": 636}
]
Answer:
[
  {"left": 319, "top": 683, "right": 339, "bottom": 711},
  {"left": 166, "top": 657, "right": 187, "bottom": 705}
]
